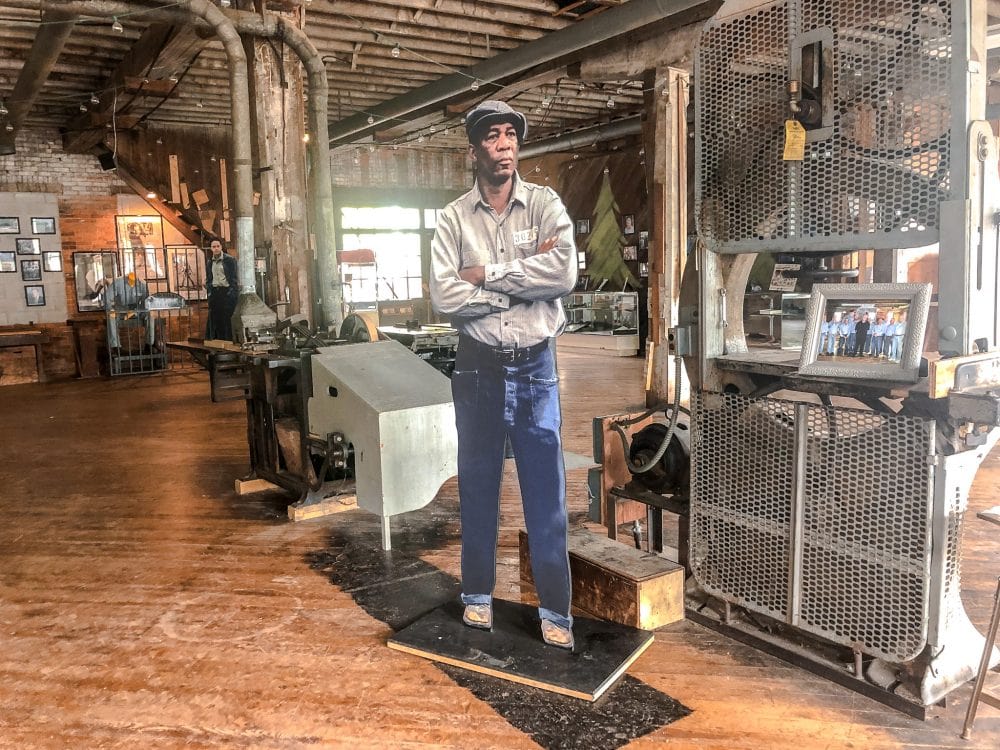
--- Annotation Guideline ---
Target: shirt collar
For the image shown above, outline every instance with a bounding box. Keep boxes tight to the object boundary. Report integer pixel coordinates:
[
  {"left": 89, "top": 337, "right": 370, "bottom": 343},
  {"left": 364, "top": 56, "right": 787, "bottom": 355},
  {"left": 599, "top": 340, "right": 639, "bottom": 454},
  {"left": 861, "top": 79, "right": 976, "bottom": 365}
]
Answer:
[{"left": 470, "top": 171, "right": 527, "bottom": 213}]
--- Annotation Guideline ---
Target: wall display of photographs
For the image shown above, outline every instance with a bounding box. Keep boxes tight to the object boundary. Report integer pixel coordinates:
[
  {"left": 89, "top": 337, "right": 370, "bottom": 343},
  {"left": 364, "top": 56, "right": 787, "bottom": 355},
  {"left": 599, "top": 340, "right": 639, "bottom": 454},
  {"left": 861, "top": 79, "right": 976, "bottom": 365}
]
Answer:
[
  {"left": 20, "top": 259, "right": 42, "bottom": 281},
  {"left": 24, "top": 285, "right": 45, "bottom": 307},
  {"left": 0, "top": 217, "right": 19, "bottom": 233},
  {"left": 0, "top": 251, "right": 15, "bottom": 272},
  {"left": 166, "top": 245, "right": 207, "bottom": 301},
  {"left": 16, "top": 237, "right": 40, "bottom": 255},
  {"left": 73, "top": 251, "right": 119, "bottom": 312},
  {"left": 31, "top": 217, "right": 56, "bottom": 234},
  {"left": 42, "top": 251, "right": 62, "bottom": 272},
  {"left": 622, "top": 245, "right": 637, "bottom": 261}
]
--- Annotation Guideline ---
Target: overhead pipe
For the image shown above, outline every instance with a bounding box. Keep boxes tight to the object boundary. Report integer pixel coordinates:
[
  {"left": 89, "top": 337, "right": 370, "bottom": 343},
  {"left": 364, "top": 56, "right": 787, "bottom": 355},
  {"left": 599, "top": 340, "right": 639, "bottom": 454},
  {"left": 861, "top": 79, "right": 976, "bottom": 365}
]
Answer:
[
  {"left": 0, "top": 8, "right": 78, "bottom": 155},
  {"left": 519, "top": 116, "right": 642, "bottom": 160},
  {"left": 39, "top": 0, "right": 341, "bottom": 331},
  {"left": 327, "top": 0, "right": 707, "bottom": 146}
]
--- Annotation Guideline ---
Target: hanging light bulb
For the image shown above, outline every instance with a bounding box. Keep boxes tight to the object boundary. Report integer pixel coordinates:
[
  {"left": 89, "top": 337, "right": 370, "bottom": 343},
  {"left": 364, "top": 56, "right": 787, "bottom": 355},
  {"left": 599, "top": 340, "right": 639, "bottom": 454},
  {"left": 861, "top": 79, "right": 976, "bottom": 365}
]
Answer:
[
  {"left": 577, "top": 82, "right": 585, "bottom": 92},
  {"left": 0, "top": 100, "right": 7, "bottom": 116},
  {"left": 146, "top": 191, "right": 157, "bottom": 199},
  {"left": 111, "top": 16, "right": 124, "bottom": 33},
  {"left": 156, "top": 137, "right": 163, "bottom": 145},
  {"left": 606, "top": 96, "right": 615, "bottom": 108},
  {"left": 302, "top": 132, "right": 310, "bottom": 143},
  {"left": 195, "top": 100, "right": 204, "bottom": 108},
  {"left": 90, "top": 93, "right": 99, "bottom": 105},
  {"left": 79, "top": 103, "right": 88, "bottom": 112},
  {"left": 367, "top": 114, "right": 374, "bottom": 125},
  {"left": 603, "top": 166, "right": 610, "bottom": 175},
  {"left": 210, "top": 154, "right": 217, "bottom": 162},
  {"left": 470, "top": 79, "right": 480, "bottom": 92},
  {"left": 390, "top": 44, "right": 401, "bottom": 58},
  {"left": 616, "top": 86, "right": 624, "bottom": 95},
  {"left": 4, "top": 123, "right": 13, "bottom": 132},
  {"left": 534, "top": 165, "right": 541, "bottom": 173},
  {"left": 429, "top": 125, "right": 436, "bottom": 133},
  {"left": 573, "top": 153, "right": 580, "bottom": 160},
  {"left": 368, "top": 144, "right": 376, "bottom": 153},
  {"left": 169, "top": 73, "right": 179, "bottom": 84},
  {"left": 417, "top": 135, "right": 425, "bottom": 143}
]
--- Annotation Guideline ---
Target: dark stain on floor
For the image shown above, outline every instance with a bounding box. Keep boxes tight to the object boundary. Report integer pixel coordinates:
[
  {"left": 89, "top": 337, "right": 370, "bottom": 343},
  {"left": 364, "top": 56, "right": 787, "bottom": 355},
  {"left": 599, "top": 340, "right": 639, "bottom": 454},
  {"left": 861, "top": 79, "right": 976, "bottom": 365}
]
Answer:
[{"left": 305, "top": 522, "right": 691, "bottom": 750}]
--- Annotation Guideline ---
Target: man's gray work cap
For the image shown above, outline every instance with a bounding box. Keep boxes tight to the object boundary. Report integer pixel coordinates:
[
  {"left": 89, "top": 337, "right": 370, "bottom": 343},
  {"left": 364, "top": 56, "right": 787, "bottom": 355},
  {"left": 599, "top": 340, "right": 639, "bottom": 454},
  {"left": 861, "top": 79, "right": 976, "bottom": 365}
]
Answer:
[{"left": 465, "top": 100, "right": 528, "bottom": 143}]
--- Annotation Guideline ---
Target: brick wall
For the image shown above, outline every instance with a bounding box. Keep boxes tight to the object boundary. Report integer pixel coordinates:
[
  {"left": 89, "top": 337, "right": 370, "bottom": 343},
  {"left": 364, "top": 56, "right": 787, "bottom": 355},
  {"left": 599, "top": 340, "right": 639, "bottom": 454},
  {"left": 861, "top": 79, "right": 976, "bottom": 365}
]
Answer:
[
  {"left": 331, "top": 146, "right": 470, "bottom": 191},
  {"left": 0, "top": 128, "right": 129, "bottom": 197}
]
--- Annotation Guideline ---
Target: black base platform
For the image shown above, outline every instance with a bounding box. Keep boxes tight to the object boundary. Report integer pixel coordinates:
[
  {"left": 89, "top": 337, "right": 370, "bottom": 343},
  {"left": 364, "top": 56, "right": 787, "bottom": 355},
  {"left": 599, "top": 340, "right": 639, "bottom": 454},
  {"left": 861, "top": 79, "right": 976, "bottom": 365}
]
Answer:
[{"left": 388, "top": 598, "right": 654, "bottom": 701}]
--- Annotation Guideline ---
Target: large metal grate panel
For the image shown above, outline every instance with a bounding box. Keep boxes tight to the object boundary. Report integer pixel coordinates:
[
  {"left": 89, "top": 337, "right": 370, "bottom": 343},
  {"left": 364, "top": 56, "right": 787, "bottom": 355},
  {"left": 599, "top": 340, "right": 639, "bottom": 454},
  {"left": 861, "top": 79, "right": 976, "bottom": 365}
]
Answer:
[
  {"left": 691, "top": 392, "right": 935, "bottom": 662},
  {"left": 695, "top": 0, "right": 952, "bottom": 253}
]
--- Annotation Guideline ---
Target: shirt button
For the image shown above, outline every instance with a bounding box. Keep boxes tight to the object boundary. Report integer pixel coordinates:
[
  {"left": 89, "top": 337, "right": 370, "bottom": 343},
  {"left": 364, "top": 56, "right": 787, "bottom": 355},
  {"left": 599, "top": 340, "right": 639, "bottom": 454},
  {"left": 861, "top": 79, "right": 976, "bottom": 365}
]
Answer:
[{"left": 505, "top": 322, "right": 510, "bottom": 326}]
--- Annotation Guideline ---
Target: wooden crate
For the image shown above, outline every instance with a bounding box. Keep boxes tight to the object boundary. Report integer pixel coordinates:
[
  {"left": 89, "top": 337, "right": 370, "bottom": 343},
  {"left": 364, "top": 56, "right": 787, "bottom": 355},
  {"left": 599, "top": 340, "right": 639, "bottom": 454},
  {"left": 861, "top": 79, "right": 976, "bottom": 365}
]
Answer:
[{"left": 519, "top": 528, "right": 685, "bottom": 631}]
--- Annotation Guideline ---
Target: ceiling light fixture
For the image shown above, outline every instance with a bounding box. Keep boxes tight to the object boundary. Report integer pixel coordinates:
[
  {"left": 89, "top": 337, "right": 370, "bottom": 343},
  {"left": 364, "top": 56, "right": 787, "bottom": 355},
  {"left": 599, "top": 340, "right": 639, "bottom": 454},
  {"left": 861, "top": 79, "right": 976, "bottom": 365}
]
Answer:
[
  {"left": 367, "top": 115, "right": 374, "bottom": 125},
  {"left": 0, "top": 100, "right": 8, "bottom": 116},
  {"left": 606, "top": 96, "right": 615, "bottom": 108},
  {"left": 391, "top": 44, "right": 401, "bottom": 58},
  {"left": 111, "top": 17, "right": 124, "bottom": 33},
  {"left": 5, "top": 124, "right": 13, "bottom": 132},
  {"left": 169, "top": 73, "right": 179, "bottom": 84},
  {"left": 470, "top": 79, "right": 480, "bottom": 91},
  {"left": 90, "top": 93, "right": 99, "bottom": 104},
  {"left": 146, "top": 191, "right": 157, "bottom": 199},
  {"left": 79, "top": 103, "right": 88, "bottom": 112}
]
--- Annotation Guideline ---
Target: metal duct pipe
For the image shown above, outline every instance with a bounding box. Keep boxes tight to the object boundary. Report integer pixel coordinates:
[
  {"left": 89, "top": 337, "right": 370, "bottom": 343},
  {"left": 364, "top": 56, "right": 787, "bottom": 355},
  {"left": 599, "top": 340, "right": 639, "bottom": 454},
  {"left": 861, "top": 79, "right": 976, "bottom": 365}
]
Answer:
[
  {"left": 327, "top": 0, "right": 708, "bottom": 146},
  {"left": 519, "top": 116, "right": 642, "bottom": 160},
  {"left": 0, "top": 8, "right": 78, "bottom": 155}
]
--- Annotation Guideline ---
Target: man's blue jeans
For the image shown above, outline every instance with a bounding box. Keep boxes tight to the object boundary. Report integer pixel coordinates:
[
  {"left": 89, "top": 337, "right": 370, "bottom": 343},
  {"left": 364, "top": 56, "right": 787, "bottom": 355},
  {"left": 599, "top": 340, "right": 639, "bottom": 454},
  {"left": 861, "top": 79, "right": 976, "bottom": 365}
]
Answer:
[{"left": 451, "top": 337, "right": 572, "bottom": 630}]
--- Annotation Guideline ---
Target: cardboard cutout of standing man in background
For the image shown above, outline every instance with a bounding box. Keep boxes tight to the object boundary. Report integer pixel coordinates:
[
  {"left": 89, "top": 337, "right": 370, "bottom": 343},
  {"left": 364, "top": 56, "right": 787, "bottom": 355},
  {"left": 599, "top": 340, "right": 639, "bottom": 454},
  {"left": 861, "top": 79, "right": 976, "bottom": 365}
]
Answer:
[{"left": 429, "top": 100, "right": 578, "bottom": 649}]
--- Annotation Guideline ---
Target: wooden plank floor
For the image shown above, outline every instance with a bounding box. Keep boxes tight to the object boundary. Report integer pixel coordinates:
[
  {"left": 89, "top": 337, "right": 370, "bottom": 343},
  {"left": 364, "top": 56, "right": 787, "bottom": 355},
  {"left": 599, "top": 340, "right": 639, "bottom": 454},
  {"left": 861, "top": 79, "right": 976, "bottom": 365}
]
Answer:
[{"left": 0, "top": 350, "right": 998, "bottom": 748}]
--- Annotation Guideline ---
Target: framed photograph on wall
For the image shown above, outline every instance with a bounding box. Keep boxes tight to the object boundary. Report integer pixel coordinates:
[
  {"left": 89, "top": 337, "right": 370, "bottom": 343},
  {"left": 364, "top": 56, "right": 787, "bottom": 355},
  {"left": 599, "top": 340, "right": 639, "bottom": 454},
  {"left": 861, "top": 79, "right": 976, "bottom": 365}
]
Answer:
[
  {"left": 24, "top": 285, "right": 45, "bottom": 307},
  {"left": 639, "top": 230, "right": 649, "bottom": 250},
  {"left": 575, "top": 218, "right": 590, "bottom": 235},
  {"left": 622, "top": 214, "right": 635, "bottom": 235},
  {"left": 31, "top": 217, "right": 56, "bottom": 234},
  {"left": 166, "top": 245, "right": 207, "bottom": 300},
  {"left": 0, "top": 251, "right": 15, "bottom": 272},
  {"left": 116, "top": 215, "right": 163, "bottom": 252},
  {"left": 20, "top": 259, "right": 42, "bottom": 281},
  {"left": 16, "top": 237, "right": 40, "bottom": 255},
  {"left": 73, "top": 251, "right": 119, "bottom": 312},
  {"left": 42, "top": 251, "right": 62, "bottom": 272},
  {"left": 622, "top": 245, "right": 638, "bottom": 261},
  {"left": 0, "top": 217, "right": 19, "bottom": 234}
]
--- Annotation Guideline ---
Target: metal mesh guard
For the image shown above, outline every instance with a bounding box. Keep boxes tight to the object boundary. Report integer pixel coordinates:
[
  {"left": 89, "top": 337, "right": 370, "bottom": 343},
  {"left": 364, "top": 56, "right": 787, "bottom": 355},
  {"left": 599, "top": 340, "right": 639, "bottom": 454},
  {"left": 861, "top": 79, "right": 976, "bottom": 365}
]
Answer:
[
  {"left": 691, "top": 392, "right": 934, "bottom": 662},
  {"left": 695, "top": 0, "right": 952, "bottom": 253}
]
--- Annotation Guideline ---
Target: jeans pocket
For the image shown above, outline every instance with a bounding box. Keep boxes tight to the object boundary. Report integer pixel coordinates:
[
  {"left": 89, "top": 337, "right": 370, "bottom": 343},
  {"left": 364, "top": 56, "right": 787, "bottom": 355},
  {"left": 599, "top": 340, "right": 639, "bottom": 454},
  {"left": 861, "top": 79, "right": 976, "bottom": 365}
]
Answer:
[
  {"left": 451, "top": 370, "right": 479, "bottom": 422},
  {"left": 528, "top": 375, "right": 560, "bottom": 430}
]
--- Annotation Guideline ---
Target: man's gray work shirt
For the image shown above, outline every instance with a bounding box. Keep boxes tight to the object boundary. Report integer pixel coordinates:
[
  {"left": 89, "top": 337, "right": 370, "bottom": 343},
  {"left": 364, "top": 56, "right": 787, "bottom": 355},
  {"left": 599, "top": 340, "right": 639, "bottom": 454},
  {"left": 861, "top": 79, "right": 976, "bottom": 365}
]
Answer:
[{"left": 430, "top": 173, "right": 578, "bottom": 348}]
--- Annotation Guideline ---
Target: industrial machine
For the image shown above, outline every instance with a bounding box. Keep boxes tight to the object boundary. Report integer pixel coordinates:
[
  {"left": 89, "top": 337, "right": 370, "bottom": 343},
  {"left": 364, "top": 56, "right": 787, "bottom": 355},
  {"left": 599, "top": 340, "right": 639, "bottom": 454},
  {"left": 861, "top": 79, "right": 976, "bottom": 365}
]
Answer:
[
  {"left": 242, "top": 314, "right": 458, "bottom": 549},
  {"left": 597, "top": 0, "right": 1000, "bottom": 717}
]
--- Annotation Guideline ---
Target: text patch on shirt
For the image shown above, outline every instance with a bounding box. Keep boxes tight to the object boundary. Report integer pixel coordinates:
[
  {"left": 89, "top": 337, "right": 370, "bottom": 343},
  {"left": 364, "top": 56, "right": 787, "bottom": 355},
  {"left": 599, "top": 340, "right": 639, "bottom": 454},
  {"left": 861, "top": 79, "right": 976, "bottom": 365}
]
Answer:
[{"left": 512, "top": 226, "right": 538, "bottom": 246}]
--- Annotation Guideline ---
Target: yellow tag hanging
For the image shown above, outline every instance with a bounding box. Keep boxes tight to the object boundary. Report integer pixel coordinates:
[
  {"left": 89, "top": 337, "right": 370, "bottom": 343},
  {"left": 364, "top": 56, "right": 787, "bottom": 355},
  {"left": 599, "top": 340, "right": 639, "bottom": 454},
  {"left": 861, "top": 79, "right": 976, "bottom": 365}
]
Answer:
[{"left": 783, "top": 119, "right": 806, "bottom": 161}]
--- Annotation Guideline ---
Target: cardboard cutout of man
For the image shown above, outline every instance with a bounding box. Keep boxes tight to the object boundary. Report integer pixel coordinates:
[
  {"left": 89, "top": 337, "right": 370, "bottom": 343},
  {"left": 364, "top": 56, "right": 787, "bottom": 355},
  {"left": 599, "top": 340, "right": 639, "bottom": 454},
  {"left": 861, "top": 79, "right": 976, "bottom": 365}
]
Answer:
[{"left": 429, "top": 100, "right": 578, "bottom": 649}]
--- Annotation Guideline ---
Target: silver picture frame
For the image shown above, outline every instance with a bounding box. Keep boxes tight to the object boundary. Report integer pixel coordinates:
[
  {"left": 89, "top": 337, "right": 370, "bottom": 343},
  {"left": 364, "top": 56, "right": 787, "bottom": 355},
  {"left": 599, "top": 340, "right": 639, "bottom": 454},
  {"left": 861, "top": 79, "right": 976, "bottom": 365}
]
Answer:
[{"left": 798, "top": 282, "right": 932, "bottom": 382}]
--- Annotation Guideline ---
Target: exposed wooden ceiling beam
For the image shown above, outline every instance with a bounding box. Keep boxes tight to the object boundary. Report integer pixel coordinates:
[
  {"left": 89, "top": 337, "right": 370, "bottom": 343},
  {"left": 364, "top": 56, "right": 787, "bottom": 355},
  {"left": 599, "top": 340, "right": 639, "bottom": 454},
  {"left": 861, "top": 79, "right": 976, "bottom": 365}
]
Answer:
[{"left": 63, "top": 23, "right": 208, "bottom": 154}]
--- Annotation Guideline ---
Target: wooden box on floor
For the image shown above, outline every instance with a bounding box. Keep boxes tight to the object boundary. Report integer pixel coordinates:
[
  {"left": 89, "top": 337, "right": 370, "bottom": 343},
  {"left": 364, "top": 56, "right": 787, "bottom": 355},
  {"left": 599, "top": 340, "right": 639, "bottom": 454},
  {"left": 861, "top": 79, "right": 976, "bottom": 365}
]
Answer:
[{"left": 519, "top": 528, "right": 684, "bottom": 631}]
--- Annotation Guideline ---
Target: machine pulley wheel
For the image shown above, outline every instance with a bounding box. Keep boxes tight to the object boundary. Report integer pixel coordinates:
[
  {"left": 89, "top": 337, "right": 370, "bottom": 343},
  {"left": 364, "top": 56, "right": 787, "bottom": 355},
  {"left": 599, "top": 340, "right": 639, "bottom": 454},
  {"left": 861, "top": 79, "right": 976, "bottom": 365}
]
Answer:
[
  {"left": 628, "top": 419, "right": 691, "bottom": 495},
  {"left": 339, "top": 312, "right": 380, "bottom": 343}
]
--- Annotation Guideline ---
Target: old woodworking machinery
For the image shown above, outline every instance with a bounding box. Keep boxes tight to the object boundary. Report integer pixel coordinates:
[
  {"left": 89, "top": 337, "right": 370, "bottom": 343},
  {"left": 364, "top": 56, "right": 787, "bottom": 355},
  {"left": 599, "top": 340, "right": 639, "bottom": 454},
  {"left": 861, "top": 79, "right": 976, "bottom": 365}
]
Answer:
[{"left": 596, "top": 0, "right": 1000, "bottom": 717}]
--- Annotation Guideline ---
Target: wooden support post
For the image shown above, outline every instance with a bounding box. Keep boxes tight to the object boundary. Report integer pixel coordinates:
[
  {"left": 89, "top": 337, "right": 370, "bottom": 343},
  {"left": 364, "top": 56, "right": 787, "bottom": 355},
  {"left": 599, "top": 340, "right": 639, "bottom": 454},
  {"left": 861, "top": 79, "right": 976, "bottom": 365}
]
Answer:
[{"left": 642, "top": 67, "right": 690, "bottom": 407}]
